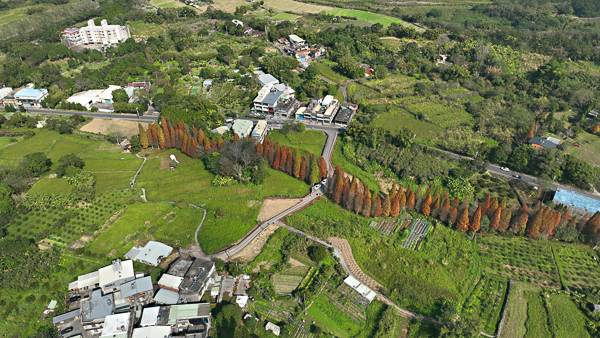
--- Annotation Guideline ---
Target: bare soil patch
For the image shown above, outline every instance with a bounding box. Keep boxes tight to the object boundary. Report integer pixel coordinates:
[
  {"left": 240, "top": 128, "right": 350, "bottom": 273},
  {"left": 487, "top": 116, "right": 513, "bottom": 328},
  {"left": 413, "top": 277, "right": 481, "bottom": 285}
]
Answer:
[
  {"left": 80, "top": 119, "right": 149, "bottom": 138},
  {"left": 289, "top": 257, "right": 305, "bottom": 267},
  {"left": 231, "top": 224, "right": 279, "bottom": 264},
  {"left": 256, "top": 198, "right": 302, "bottom": 221}
]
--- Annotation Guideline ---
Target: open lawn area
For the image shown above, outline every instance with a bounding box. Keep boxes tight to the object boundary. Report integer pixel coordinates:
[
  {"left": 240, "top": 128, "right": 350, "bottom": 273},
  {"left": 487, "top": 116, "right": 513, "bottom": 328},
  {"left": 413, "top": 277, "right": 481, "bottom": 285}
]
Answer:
[
  {"left": 271, "top": 12, "right": 302, "bottom": 20},
  {"left": 314, "top": 60, "right": 350, "bottom": 83},
  {"left": 86, "top": 202, "right": 204, "bottom": 257},
  {"left": 286, "top": 198, "right": 480, "bottom": 317},
  {"left": 568, "top": 131, "right": 600, "bottom": 166},
  {"left": 135, "top": 150, "right": 309, "bottom": 254},
  {"left": 129, "top": 20, "right": 166, "bottom": 36},
  {"left": 267, "top": 130, "right": 327, "bottom": 156},
  {"left": 327, "top": 8, "right": 402, "bottom": 27},
  {"left": 371, "top": 110, "right": 442, "bottom": 142},
  {"left": 0, "top": 129, "right": 142, "bottom": 191},
  {"left": 150, "top": 0, "right": 186, "bottom": 7}
]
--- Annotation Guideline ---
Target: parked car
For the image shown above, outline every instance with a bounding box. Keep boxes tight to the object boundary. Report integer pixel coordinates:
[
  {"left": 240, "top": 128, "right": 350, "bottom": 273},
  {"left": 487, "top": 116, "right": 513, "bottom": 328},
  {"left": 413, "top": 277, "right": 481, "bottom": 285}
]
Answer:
[
  {"left": 513, "top": 174, "right": 521, "bottom": 179},
  {"left": 574, "top": 143, "right": 581, "bottom": 147},
  {"left": 321, "top": 178, "right": 327, "bottom": 185},
  {"left": 314, "top": 184, "right": 322, "bottom": 190},
  {"left": 60, "top": 327, "right": 74, "bottom": 334},
  {"left": 500, "top": 167, "right": 510, "bottom": 172}
]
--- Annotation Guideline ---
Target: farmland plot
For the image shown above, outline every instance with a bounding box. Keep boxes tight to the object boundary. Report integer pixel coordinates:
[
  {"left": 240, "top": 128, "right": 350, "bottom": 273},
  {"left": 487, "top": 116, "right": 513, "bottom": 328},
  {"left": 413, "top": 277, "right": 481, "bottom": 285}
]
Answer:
[
  {"left": 463, "top": 275, "right": 507, "bottom": 335},
  {"left": 402, "top": 219, "right": 432, "bottom": 251},
  {"left": 477, "top": 236, "right": 560, "bottom": 288},
  {"left": 553, "top": 242, "right": 600, "bottom": 290}
]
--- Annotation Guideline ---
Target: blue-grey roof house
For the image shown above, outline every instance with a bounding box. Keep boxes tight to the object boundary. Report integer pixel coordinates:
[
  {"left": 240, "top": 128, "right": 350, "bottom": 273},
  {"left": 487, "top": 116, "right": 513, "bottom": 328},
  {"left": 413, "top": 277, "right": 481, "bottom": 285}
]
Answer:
[{"left": 553, "top": 188, "right": 600, "bottom": 215}]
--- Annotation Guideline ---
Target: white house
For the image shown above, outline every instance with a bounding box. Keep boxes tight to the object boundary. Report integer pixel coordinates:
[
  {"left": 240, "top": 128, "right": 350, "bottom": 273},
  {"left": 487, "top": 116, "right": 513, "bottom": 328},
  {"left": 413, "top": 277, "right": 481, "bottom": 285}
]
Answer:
[{"left": 62, "top": 19, "right": 130, "bottom": 47}]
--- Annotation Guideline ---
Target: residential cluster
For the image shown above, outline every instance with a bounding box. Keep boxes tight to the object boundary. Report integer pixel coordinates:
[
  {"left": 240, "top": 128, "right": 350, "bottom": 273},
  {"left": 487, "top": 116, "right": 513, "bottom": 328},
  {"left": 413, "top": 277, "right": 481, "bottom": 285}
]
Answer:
[
  {"left": 51, "top": 241, "right": 261, "bottom": 338},
  {"left": 251, "top": 72, "right": 357, "bottom": 126},
  {"left": 231, "top": 19, "right": 264, "bottom": 38},
  {"left": 278, "top": 34, "right": 326, "bottom": 66},
  {"left": 211, "top": 119, "right": 269, "bottom": 143},
  {"left": 66, "top": 82, "right": 151, "bottom": 112},
  {"left": 61, "top": 20, "right": 131, "bottom": 49},
  {"left": 0, "top": 84, "right": 48, "bottom": 108}
]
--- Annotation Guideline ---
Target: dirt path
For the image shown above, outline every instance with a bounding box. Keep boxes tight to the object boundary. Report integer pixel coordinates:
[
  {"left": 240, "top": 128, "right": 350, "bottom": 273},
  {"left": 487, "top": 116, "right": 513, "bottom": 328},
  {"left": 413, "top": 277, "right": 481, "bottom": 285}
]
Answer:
[
  {"left": 230, "top": 224, "right": 279, "bottom": 263},
  {"left": 80, "top": 118, "right": 149, "bottom": 138},
  {"left": 329, "top": 237, "right": 384, "bottom": 292}
]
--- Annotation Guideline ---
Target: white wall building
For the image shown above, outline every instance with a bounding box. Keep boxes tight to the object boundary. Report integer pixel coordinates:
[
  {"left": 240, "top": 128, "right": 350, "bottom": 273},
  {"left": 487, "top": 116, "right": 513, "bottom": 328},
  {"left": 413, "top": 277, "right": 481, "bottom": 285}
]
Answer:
[{"left": 62, "top": 19, "right": 130, "bottom": 47}]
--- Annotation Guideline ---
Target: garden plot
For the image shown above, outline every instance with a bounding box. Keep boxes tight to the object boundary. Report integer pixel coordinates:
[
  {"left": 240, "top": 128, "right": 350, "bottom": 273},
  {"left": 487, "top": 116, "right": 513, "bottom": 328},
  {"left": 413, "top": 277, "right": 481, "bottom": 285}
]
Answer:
[
  {"left": 273, "top": 274, "right": 304, "bottom": 295},
  {"left": 369, "top": 220, "right": 398, "bottom": 235},
  {"left": 478, "top": 236, "right": 560, "bottom": 288},
  {"left": 402, "top": 219, "right": 432, "bottom": 251},
  {"left": 553, "top": 242, "right": 600, "bottom": 290},
  {"left": 305, "top": 286, "right": 366, "bottom": 338}
]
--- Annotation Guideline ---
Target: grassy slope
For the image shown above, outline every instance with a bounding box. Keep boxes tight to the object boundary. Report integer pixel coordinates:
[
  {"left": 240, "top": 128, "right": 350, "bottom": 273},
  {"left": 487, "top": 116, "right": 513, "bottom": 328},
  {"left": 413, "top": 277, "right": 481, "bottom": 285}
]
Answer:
[
  {"left": 328, "top": 8, "right": 402, "bottom": 26},
  {"left": 267, "top": 130, "right": 327, "bottom": 156},
  {"left": 314, "top": 61, "right": 350, "bottom": 83},
  {"left": 523, "top": 290, "right": 551, "bottom": 338},
  {"left": 331, "top": 141, "right": 381, "bottom": 193},
  {"left": 135, "top": 150, "right": 308, "bottom": 254},
  {"left": 86, "top": 202, "right": 205, "bottom": 257},
  {"left": 501, "top": 282, "right": 539, "bottom": 338},
  {"left": 287, "top": 198, "right": 480, "bottom": 317}
]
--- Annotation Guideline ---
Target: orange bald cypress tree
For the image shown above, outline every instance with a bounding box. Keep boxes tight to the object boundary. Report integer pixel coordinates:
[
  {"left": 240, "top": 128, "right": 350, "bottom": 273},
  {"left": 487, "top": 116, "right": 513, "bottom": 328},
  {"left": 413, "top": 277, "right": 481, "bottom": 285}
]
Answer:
[
  {"left": 490, "top": 206, "right": 502, "bottom": 231},
  {"left": 421, "top": 194, "right": 432, "bottom": 216},
  {"left": 273, "top": 145, "right": 281, "bottom": 170},
  {"left": 449, "top": 207, "right": 458, "bottom": 225},
  {"left": 526, "top": 120, "right": 535, "bottom": 140},
  {"left": 470, "top": 206, "right": 482, "bottom": 232},
  {"left": 333, "top": 174, "right": 344, "bottom": 205},
  {"left": 318, "top": 157, "right": 327, "bottom": 179},
  {"left": 373, "top": 196, "right": 382, "bottom": 217},
  {"left": 440, "top": 198, "right": 450, "bottom": 221},
  {"left": 390, "top": 196, "right": 400, "bottom": 217},
  {"left": 382, "top": 196, "right": 391, "bottom": 217},
  {"left": 300, "top": 157, "right": 307, "bottom": 181},
  {"left": 354, "top": 184, "right": 364, "bottom": 215},
  {"left": 457, "top": 208, "right": 469, "bottom": 232},
  {"left": 406, "top": 189, "right": 415, "bottom": 211},
  {"left": 499, "top": 208, "right": 512, "bottom": 233},
  {"left": 481, "top": 194, "right": 490, "bottom": 216},
  {"left": 279, "top": 146, "right": 287, "bottom": 171},
  {"left": 362, "top": 186, "right": 371, "bottom": 217},
  {"left": 286, "top": 148, "right": 293, "bottom": 175},
  {"left": 488, "top": 198, "right": 498, "bottom": 217}
]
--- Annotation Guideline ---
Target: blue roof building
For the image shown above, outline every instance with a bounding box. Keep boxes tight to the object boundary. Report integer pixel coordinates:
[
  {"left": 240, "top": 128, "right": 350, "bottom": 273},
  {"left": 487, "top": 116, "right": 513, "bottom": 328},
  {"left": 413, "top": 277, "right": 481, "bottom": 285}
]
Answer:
[{"left": 553, "top": 188, "right": 600, "bottom": 215}]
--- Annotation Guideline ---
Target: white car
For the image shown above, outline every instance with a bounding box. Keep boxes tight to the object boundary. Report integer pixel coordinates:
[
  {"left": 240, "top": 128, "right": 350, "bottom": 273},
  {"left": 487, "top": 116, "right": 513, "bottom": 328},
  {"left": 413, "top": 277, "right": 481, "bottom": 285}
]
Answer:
[
  {"left": 314, "top": 184, "right": 322, "bottom": 190},
  {"left": 321, "top": 178, "right": 327, "bottom": 185},
  {"left": 500, "top": 167, "right": 510, "bottom": 172}
]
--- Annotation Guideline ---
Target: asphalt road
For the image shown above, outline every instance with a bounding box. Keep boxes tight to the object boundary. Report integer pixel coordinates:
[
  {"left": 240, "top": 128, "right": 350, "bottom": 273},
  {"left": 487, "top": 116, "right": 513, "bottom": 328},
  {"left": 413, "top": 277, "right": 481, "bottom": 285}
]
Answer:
[
  {"left": 430, "top": 146, "right": 600, "bottom": 202},
  {"left": 22, "top": 108, "right": 159, "bottom": 122}
]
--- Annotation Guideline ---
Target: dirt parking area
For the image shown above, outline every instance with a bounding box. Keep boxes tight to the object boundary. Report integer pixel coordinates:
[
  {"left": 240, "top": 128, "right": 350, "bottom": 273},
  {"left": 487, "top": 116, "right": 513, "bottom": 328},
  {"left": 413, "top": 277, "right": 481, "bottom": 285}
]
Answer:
[
  {"left": 80, "top": 119, "right": 149, "bottom": 138},
  {"left": 256, "top": 198, "right": 302, "bottom": 221}
]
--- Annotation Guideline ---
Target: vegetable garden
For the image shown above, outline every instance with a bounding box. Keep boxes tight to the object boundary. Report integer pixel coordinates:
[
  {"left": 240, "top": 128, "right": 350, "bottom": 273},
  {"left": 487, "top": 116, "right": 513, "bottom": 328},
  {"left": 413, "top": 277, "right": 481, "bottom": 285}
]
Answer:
[
  {"left": 402, "top": 219, "right": 432, "bottom": 251},
  {"left": 553, "top": 242, "right": 600, "bottom": 290},
  {"left": 463, "top": 275, "right": 507, "bottom": 335}
]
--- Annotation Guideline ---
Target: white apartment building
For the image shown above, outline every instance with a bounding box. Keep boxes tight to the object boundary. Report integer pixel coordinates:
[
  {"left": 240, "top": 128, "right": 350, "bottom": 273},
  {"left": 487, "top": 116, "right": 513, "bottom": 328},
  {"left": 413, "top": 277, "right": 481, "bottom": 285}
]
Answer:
[{"left": 62, "top": 19, "right": 130, "bottom": 47}]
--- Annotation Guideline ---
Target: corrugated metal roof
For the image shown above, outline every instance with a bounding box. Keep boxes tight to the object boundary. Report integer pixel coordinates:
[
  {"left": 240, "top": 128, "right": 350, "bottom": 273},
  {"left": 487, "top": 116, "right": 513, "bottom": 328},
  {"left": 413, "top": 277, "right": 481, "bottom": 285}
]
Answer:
[
  {"left": 120, "top": 276, "right": 153, "bottom": 298},
  {"left": 52, "top": 309, "right": 80, "bottom": 325},
  {"left": 554, "top": 188, "right": 600, "bottom": 214},
  {"left": 131, "top": 326, "right": 172, "bottom": 338},
  {"left": 125, "top": 241, "right": 172, "bottom": 266},
  {"left": 158, "top": 274, "right": 183, "bottom": 290},
  {"left": 154, "top": 289, "right": 179, "bottom": 305}
]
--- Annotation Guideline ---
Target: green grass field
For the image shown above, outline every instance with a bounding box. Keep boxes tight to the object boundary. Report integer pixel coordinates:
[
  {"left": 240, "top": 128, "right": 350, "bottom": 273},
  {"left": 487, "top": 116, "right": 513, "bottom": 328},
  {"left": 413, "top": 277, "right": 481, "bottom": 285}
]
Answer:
[
  {"left": 86, "top": 202, "right": 204, "bottom": 257},
  {"left": 327, "top": 8, "right": 402, "bottom": 27},
  {"left": 314, "top": 61, "right": 350, "bottom": 83},
  {"left": 135, "top": 150, "right": 308, "bottom": 254},
  {"left": 129, "top": 20, "right": 166, "bottom": 36},
  {"left": 546, "top": 293, "right": 590, "bottom": 338},
  {"left": 28, "top": 177, "right": 74, "bottom": 195},
  {"left": 331, "top": 141, "right": 382, "bottom": 193},
  {"left": 568, "top": 131, "right": 600, "bottom": 166},
  {"left": 267, "top": 130, "right": 327, "bottom": 156},
  {"left": 371, "top": 110, "right": 443, "bottom": 142},
  {"left": 271, "top": 12, "right": 302, "bottom": 20}
]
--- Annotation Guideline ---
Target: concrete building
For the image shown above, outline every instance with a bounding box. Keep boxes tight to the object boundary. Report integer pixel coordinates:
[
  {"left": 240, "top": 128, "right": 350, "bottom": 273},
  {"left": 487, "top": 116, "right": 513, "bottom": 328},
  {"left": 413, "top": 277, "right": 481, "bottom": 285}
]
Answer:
[
  {"left": 296, "top": 95, "right": 340, "bottom": 124},
  {"left": 98, "top": 259, "right": 136, "bottom": 294},
  {"left": 124, "top": 241, "right": 173, "bottom": 266},
  {"left": 166, "top": 304, "right": 211, "bottom": 338},
  {"left": 118, "top": 276, "right": 153, "bottom": 305},
  {"left": 232, "top": 120, "right": 254, "bottom": 138},
  {"left": 288, "top": 34, "right": 306, "bottom": 48},
  {"left": 62, "top": 19, "right": 131, "bottom": 47},
  {"left": 131, "top": 326, "right": 172, "bottom": 338},
  {"left": 140, "top": 307, "right": 161, "bottom": 327},
  {"left": 99, "top": 312, "right": 132, "bottom": 338},
  {"left": 334, "top": 103, "right": 358, "bottom": 127},
  {"left": 251, "top": 120, "right": 268, "bottom": 143},
  {"left": 0, "top": 87, "right": 13, "bottom": 107},
  {"left": 266, "top": 322, "right": 281, "bottom": 336},
  {"left": 258, "top": 74, "right": 279, "bottom": 87},
  {"left": 8, "top": 87, "right": 49, "bottom": 108},
  {"left": 253, "top": 83, "right": 296, "bottom": 117},
  {"left": 68, "top": 271, "right": 100, "bottom": 291},
  {"left": 154, "top": 288, "right": 180, "bottom": 305},
  {"left": 179, "top": 258, "right": 217, "bottom": 303},
  {"left": 81, "top": 289, "right": 114, "bottom": 324},
  {"left": 66, "top": 90, "right": 103, "bottom": 110}
]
